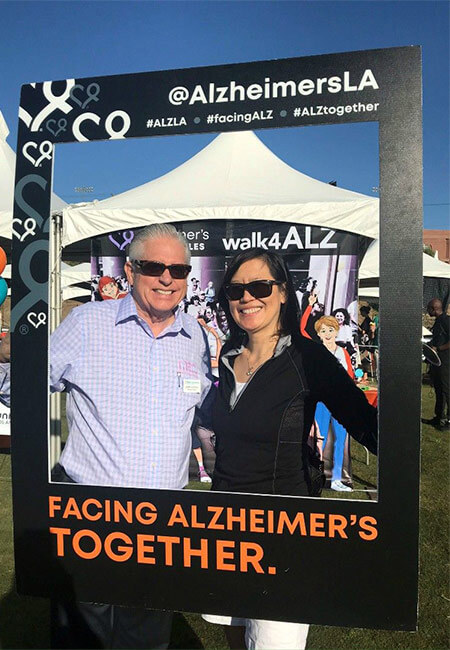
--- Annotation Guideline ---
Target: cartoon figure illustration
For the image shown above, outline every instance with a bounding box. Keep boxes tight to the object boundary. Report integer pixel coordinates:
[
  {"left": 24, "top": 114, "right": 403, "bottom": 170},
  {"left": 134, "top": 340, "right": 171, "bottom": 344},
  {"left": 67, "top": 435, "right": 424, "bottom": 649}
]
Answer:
[
  {"left": 300, "top": 292, "right": 325, "bottom": 342},
  {"left": 316, "top": 316, "right": 353, "bottom": 375},
  {"left": 313, "top": 315, "right": 354, "bottom": 492},
  {"left": 98, "top": 276, "right": 127, "bottom": 301}
]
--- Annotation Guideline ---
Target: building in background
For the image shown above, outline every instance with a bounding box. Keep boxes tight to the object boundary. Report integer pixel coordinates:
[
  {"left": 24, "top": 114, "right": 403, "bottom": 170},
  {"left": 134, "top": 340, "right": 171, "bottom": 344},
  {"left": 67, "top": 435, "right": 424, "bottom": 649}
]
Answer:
[{"left": 423, "top": 230, "right": 450, "bottom": 264}]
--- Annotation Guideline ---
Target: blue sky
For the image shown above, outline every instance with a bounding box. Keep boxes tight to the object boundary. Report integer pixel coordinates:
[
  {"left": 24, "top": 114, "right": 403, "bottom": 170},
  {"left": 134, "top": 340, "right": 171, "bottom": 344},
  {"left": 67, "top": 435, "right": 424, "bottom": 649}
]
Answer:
[{"left": 1, "top": 0, "right": 448, "bottom": 228}]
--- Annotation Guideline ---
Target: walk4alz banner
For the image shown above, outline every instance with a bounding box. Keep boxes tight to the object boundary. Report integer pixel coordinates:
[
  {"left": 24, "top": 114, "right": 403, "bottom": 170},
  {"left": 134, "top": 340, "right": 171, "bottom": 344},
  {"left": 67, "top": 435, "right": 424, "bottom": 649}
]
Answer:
[
  {"left": 91, "top": 220, "right": 362, "bottom": 362},
  {"left": 11, "top": 47, "right": 422, "bottom": 629}
]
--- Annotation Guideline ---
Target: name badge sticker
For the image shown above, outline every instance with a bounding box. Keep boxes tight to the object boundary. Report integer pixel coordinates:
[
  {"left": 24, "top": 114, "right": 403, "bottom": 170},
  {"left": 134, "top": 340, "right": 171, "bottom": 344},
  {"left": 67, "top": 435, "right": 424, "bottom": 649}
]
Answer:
[{"left": 183, "top": 378, "right": 201, "bottom": 394}]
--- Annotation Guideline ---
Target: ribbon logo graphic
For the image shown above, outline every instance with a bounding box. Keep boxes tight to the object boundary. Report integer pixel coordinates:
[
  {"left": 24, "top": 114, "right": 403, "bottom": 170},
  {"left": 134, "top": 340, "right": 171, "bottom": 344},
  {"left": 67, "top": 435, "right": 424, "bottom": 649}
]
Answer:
[
  {"left": 108, "top": 231, "right": 134, "bottom": 251},
  {"left": 22, "top": 141, "right": 53, "bottom": 167},
  {"left": 27, "top": 312, "right": 47, "bottom": 329},
  {"left": 12, "top": 218, "right": 37, "bottom": 242},
  {"left": 45, "top": 118, "right": 67, "bottom": 137},
  {"left": 69, "top": 83, "right": 100, "bottom": 109},
  {"left": 19, "top": 80, "right": 75, "bottom": 133},
  {"left": 13, "top": 174, "right": 49, "bottom": 238},
  {"left": 10, "top": 239, "right": 49, "bottom": 333},
  {"left": 72, "top": 110, "right": 131, "bottom": 142}
]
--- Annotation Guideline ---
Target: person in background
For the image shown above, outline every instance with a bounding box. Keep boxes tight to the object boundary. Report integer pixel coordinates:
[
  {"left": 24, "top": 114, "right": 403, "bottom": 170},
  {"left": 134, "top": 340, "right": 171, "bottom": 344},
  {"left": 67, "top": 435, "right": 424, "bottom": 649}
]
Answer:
[
  {"left": 358, "top": 305, "right": 375, "bottom": 347},
  {"left": 372, "top": 310, "right": 379, "bottom": 348},
  {"left": 294, "top": 276, "right": 315, "bottom": 314},
  {"left": 0, "top": 331, "right": 9, "bottom": 390},
  {"left": 204, "top": 305, "right": 221, "bottom": 334},
  {"left": 198, "top": 316, "right": 222, "bottom": 376},
  {"left": 332, "top": 307, "right": 355, "bottom": 353},
  {"left": 187, "top": 276, "right": 201, "bottom": 300},
  {"left": 203, "top": 248, "right": 377, "bottom": 650},
  {"left": 358, "top": 305, "right": 377, "bottom": 377},
  {"left": 191, "top": 426, "right": 213, "bottom": 483},
  {"left": 193, "top": 313, "right": 222, "bottom": 482},
  {"left": 205, "top": 280, "right": 216, "bottom": 305},
  {"left": 186, "top": 294, "right": 204, "bottom": 319},
  {"left": 0, "top": 224, "right": 213, "bottom": 650},
  {"left": 422, "top": 298, "right": 450, "bottom": 430}
]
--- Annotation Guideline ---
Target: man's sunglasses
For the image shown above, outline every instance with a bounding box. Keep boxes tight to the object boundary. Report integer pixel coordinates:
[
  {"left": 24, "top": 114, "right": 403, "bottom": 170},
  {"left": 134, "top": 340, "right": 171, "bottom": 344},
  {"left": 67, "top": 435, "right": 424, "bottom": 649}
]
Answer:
[
  {"left": 132, "top": 260, "right": 192, "bottom": 279},
  {"left": 224, "top": 280, "right": 283, "bottom": 301}
]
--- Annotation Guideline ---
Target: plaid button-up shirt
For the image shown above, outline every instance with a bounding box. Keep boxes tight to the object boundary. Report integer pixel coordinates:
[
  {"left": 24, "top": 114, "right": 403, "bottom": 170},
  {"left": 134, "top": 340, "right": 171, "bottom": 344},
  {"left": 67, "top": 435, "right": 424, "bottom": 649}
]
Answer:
[{"left": 0, "top": 294, "right": 213, "bottom": 488}]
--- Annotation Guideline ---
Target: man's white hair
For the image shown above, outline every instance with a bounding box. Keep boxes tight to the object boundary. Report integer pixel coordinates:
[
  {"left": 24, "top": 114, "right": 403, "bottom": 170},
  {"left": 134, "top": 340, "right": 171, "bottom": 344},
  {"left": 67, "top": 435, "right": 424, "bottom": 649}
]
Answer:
[{"left": 129, "top": 223, "right": 191, "bottom": 262}]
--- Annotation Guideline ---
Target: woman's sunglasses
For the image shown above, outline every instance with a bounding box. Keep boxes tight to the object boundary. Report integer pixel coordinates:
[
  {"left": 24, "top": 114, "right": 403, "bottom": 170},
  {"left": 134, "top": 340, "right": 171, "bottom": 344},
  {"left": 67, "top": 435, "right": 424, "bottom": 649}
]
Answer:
[
  {"left": 224, "top": 280, "right": 282, "bottom": 301},
  {"left": 132, "top": 260, "right": 192, "bottom": 279}
]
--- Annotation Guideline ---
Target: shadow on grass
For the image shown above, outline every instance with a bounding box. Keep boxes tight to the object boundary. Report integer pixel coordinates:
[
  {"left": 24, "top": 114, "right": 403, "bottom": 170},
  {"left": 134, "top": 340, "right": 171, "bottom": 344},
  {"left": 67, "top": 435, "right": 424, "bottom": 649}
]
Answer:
[
  {"left": 0, "top": 526, "right": 52, "bottom": 648},
  {"left": 351, "top": 473, "right": 377, "bottom": 489},
  {"left": 0, "top": 582, "right": 50, "bottom": 649},
  {"left": 170, "top": 612, "right": 204, "bottom": 649},
  {"left": 1, "top": 528, "right": 205, "bottom": 649},
  {"left": 0, "top": 583, "right": 205, "bottom": 649},
  {"left": 1, "top": 529, "right": 106, "bottom": 649}
]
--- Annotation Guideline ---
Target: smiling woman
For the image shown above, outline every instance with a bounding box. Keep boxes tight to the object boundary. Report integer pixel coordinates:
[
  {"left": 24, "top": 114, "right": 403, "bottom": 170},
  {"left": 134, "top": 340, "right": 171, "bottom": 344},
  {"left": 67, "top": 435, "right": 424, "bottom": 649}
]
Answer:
[
  {"left": 211, "top": 247, "right": 377, "bottom": 498},
  {"left": 203, "top": 247, "right": 378, "bottom": 648},
  {"left": 227, "top": 260, "right": 286, "bottom": 353}
]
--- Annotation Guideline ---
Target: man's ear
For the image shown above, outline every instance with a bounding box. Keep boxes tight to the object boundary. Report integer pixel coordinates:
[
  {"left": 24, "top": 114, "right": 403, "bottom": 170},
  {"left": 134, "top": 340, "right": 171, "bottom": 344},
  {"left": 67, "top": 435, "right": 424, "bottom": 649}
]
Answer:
[{"left": 124, "top": 261, "right": 134, "bottom": 287}]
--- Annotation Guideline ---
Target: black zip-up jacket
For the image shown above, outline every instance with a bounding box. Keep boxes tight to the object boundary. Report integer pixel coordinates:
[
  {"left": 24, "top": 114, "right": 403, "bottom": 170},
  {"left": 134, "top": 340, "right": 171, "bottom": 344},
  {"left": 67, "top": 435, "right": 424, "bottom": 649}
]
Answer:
[{"left": 211, "top": 335, "right": 377, "bottom": 497}]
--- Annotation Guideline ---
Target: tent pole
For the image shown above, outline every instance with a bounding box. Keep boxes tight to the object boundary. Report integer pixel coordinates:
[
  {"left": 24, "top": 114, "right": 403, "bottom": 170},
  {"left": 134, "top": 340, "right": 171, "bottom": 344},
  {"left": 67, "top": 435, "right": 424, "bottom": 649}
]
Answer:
[{"left": 49, "top": 212, "right": 62, "bottom": 468}]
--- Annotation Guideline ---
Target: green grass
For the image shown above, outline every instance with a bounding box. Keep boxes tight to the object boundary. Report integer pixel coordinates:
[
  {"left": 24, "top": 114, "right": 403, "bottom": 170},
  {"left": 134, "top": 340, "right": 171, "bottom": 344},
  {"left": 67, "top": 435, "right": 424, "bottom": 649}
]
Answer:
[
  {"left": 0, "top": 386, "right": 448, "bottom": 648},
  {"left": 0, "top": 455, "right": 51, "bottom": 649}
]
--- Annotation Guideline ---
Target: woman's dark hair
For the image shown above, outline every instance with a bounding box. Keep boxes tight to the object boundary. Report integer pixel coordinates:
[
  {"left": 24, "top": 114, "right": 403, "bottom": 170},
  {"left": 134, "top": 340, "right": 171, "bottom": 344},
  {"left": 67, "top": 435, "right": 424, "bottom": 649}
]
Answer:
[
  {"left": 218, "top": 248, "right": 301, "bottom": 348},
  {"left": 331, "top": 307, "right": 351, "bottom": 325}
]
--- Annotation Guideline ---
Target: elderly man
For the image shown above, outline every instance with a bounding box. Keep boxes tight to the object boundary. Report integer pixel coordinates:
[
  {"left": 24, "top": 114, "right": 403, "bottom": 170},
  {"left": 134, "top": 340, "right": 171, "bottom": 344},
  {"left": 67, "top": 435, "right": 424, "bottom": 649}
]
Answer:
[
  {"left": 0, "top": 224, "right": 213, "bottom": 649},
  {"left": 422, "top": 298, "right": 450, "bottom": 431}
]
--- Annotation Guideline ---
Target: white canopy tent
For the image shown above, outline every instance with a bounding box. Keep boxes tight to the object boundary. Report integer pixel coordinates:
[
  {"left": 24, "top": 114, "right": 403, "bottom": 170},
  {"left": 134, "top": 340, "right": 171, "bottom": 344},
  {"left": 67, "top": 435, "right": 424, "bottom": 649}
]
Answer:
[
  {"left": 60, "top": 262, "right": 91, "bottom": 288},
  {"left": 360, "top": 239, "right": 450, "bottom": 281},
  {"left": 62, "top": 130, "right": 449, "bottom": 294},
  {"left": 2, "top": 261, "right": 91, "bottom": 287},
  {"left": 62, "top": 286, "right": 90, "bottom": 301},
  {"left": 59, "top": 262, "right": 91, "bottom": 302},
  {"left": 62, "top": 131, "right": 379, "bottom": 247},
  {"left": 0, "top": 111, "right": 66, "bottom": 241}
]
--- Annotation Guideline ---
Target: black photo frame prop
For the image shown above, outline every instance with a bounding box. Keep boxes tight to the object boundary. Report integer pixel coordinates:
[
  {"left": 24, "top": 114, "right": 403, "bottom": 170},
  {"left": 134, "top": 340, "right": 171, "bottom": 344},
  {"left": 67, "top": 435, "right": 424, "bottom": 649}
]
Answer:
[{"left": 11, "top": 47, "right": 422, "bottom": 630}]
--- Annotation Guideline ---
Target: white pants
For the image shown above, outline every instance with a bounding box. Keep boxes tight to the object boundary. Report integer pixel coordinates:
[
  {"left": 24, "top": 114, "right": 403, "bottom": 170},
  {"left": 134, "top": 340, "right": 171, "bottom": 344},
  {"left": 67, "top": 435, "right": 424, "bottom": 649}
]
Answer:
[{"left": 202, "top": 614, "right": 309, "bottom": 649}]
